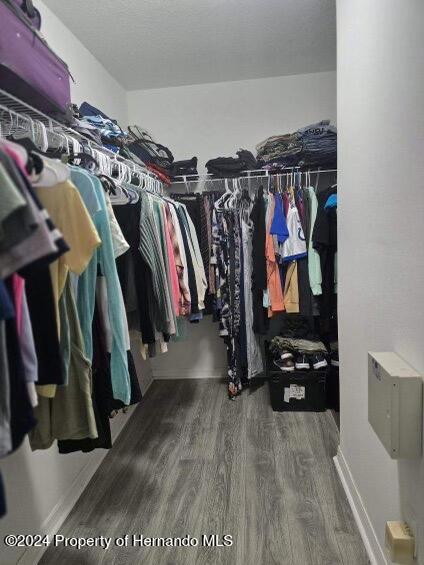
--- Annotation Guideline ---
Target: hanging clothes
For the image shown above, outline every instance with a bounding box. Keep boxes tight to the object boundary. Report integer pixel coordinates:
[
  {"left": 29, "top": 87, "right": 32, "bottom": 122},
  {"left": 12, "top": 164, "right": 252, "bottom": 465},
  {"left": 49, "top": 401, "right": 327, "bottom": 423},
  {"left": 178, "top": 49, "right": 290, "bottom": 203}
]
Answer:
[
  {"left": 281, "top": 197, "right": 308, "bottom": 262},
  {"left": 29, "top": 276, "right": 98, "bottom": 450},
  {"left": 265, "top": 193, "right": 285, "bottom": 316},
  {"left": 283, "top": 261, "right": 299, "bottom": 313},
  {"left": 313, "top": 185, "right": 338, "bottom": 335},
  {"left": 110, "top": 185, "right": 207, "bottom": 356},
  {"left": 304, "top": 185, "right": 322, "bottom": 296},
  {"left": 250, "top": 187, "right": 269, "bottom": 335},
  {"left": 240, "top": 204, "right": 264, "bottom": 379}
]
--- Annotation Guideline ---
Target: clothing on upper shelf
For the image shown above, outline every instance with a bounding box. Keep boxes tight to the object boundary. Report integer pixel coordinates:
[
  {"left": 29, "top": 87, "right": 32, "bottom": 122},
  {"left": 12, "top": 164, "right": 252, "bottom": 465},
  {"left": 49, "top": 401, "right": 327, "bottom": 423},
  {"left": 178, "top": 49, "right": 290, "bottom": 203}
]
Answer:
[
  {"left": 170, "top": 157, "right": 198, "bottom": 178},
  {"left": 74, "top": 102, "right": 127, "bottom": 151},
  {"left": 206, "top": 149, "right": 257, "bottom": 178},
  {"left": 257, "top": 120, "right": 337, "bottom": 169}
]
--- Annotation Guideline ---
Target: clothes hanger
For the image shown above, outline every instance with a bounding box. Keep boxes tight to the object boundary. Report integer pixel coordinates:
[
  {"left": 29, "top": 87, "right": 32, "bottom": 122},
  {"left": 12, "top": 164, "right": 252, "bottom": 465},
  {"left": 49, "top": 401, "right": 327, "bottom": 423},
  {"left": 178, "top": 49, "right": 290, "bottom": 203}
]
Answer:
[
  {"left": 215, "top": 178, "right": 232, "bottom": 209},
  {"left": 264, "top": 170, "right": 271, "bottom": 194},
  {"left": 315, "top": 169, "right": 320, "bottom": 192},
  {"left": 5, "top": 112, "right": 37, "bottom": 163},
  {"left": 227, "top": 178, "right": 240, "bottom": 209},
  {"left": 69, "top": 141, "right": 99, "bottom": 172},
  {"left": 98, "top": 174, "right": 118, "bottom": 195},
  {"left": 8, "top": 114, "right": 70, "bottom": 183}
]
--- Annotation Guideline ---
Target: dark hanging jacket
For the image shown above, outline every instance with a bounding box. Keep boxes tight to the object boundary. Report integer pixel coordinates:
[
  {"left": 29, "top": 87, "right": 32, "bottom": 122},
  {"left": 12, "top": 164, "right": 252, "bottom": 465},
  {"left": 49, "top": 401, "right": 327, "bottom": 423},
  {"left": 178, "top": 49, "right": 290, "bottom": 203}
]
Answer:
[
  {"left": 312, "top": 186, "right": 337, "bottom": 335},
  {"left": 250, "top": 187, "right": 269, "bottom": 335}
]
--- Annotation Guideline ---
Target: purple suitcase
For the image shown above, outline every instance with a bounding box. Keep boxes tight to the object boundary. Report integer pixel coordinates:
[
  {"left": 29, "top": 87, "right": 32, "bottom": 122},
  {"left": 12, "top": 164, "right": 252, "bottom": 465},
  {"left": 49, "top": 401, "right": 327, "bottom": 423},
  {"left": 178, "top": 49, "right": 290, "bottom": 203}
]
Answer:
[
  {"left": 0, "top": 0, "right": 72, "bottom": 121},
  {"left": 11, "top": 0, "right": 41, "bottom": 30}
]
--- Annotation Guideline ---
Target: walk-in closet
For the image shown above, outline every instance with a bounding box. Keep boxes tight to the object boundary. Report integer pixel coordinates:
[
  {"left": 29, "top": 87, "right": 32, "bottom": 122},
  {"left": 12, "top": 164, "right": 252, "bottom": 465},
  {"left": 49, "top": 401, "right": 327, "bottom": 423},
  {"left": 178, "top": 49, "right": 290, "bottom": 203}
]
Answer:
[{"left": 1, "top": 1, "right": 424, "bottom": 564}]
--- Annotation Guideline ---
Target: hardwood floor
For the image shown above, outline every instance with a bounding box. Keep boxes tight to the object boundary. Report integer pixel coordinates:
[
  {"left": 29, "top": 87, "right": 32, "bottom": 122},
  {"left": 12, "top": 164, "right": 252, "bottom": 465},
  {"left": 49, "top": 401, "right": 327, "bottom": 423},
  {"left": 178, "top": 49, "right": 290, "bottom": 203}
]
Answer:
[{"left": 39, "top": 379, "right": 369, "bottom": 565}]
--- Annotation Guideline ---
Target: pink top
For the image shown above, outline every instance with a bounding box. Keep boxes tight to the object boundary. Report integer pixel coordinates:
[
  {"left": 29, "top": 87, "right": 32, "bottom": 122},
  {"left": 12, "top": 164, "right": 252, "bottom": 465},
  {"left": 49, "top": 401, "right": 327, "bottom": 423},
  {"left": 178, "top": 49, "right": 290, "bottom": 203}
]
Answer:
[
  {"left": 0, "top": 141, "right": 28, "bottom": 175},
  {"left": 162, "top": 206, "right": 181, "bottom": 316},
  {"left": 12, "top": 274, "right": 25, "bottom": 336}
]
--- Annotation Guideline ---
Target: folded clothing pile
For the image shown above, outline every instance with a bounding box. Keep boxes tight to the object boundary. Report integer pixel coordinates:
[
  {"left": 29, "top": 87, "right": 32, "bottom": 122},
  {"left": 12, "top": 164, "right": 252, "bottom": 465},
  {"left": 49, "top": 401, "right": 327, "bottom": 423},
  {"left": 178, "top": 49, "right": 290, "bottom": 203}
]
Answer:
[
  {"left": 256, "top": 133, "right": 303, "bottom": 168},
  {"left": 75, "top": 102, "right": 127, "bottom": 152},
  {"left": 270, "top": 336, "right": 327, "bottom": 356},
  {"left": 206, "top": 149, "right": 257, "bottom": 178},
  {"left": 146, "top": 163, "right": 172, "bottom": 186},
  {"left": 269, "top": 336, "right": 328, "bottom": 372},
  {"left": 170, "top": 157, "right": 198, "bottom": 178},
  {"left": 268, "top": 316, "right": 329, "bottom": 372},
  {"left": 297, "top": 121, "right": 337, "bottom": 167},
  {"left": 256, "top": 120, "right": 337, "bottom": 169}
]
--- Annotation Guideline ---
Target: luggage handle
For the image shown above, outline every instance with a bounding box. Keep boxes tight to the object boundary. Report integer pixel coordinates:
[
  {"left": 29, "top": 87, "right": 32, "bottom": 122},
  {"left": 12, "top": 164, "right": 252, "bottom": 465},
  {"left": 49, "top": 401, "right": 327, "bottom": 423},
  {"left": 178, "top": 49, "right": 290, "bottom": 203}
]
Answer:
[
  {"left": 22, "top": 0, "right": 36, "bottom": 18},
  {"left": 128, "top": 126, "right": 174, "bottom": 163},
  {"left": 128, "top": 125, "right": 153, "bottom": 143}
]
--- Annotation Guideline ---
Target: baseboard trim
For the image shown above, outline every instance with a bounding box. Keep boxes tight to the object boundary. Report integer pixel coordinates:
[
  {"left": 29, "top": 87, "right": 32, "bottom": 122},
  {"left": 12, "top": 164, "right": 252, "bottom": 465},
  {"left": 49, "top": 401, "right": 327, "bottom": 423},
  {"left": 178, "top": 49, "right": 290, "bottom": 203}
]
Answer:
[
  {"left": 18, "top": 452, "right": 109, "bottom": 565},
  {"left": 17, "top": 381, "right": 153, "bottom": 565},
  {"left": 333, "top": 447, "right": 388, "bottom": 565},
  {"left": 153, "top": 370, "right": 226, "bottom": 380}
]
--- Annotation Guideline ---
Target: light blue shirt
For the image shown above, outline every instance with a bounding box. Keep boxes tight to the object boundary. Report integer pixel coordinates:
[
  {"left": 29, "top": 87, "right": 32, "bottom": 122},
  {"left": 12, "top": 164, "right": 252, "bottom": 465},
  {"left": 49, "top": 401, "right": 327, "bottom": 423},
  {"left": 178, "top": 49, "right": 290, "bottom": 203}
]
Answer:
[{"left": 71, "top": 168, "right": 130, "bottom": 405}]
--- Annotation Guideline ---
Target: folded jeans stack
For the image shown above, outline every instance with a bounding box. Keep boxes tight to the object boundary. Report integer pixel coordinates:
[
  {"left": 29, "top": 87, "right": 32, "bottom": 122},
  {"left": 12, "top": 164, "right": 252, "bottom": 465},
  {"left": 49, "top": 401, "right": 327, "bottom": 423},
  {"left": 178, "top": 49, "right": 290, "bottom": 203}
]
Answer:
[
  {"left": 256, "top": 120, "right": 337, "bottom": 169},
  {"left": 256, "top": 132, "right": 303, "bottom": 168},
  {"left": 297, "top": 120, "right": 337, "bottom": 167}
]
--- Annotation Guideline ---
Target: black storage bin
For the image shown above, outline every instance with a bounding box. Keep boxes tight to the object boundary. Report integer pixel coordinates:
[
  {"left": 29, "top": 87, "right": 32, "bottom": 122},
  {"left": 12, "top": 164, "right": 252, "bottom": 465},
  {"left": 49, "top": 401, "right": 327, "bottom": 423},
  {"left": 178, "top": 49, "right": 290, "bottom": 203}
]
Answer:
[
  {"left": 326, "top": 365, "right": 340, "bottom": 411},
  {"left": 268, "top": 370, "right": 327, "bottom": 412}
]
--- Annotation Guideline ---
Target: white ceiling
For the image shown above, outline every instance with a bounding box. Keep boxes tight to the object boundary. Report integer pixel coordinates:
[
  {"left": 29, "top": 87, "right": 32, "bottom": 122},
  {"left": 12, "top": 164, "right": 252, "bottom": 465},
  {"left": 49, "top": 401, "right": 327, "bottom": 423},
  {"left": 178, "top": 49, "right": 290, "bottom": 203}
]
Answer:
[{"left": 43, "top": 0, "right": 336, "bottom": 91}]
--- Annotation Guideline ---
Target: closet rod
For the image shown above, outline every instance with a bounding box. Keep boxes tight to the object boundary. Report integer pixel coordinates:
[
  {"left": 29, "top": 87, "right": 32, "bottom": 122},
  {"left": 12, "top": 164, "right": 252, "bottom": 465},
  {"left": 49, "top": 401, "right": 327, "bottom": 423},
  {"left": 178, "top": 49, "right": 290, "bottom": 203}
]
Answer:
[
  {"left": 172, "top": 167, "right": 300, "bottom": 181},
  {"left": 171, "top": 168, "right": 337, "bottom": 184}
]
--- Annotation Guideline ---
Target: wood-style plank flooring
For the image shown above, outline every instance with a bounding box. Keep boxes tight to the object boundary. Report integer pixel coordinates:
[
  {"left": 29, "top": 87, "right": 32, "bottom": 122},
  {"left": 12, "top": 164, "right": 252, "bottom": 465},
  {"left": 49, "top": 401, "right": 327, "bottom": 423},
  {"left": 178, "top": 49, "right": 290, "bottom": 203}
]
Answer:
[{"left": 39, "top": 379, "right": 369, "bottom": 565}]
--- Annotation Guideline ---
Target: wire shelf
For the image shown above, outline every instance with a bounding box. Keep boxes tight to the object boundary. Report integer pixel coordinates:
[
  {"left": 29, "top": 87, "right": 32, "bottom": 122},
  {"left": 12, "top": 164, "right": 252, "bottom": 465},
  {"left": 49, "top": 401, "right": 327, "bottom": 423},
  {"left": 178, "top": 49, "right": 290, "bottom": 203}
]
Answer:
[{"left": 0, "top": 88, "right": 163, "bottom": 186}]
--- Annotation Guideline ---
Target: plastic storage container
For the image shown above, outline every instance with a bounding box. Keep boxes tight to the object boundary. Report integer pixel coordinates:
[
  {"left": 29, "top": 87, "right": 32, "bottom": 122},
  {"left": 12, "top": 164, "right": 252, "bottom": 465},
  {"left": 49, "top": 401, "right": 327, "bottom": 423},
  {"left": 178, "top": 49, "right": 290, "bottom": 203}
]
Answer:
[
  {"left": 326, "top": 365, "right": 339, "bottom": 411},
  {"left": 268, "top": 369, "right": 327, "bottom": 412}
]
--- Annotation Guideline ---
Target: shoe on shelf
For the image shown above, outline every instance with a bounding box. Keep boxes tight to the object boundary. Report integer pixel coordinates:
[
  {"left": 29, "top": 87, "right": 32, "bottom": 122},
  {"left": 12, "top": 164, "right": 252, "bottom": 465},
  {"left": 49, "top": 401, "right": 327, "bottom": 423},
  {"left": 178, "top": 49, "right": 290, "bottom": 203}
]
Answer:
[
  {"left": 273, "top": 357, "right": 295, "bottom": 373},
  {"left": 280, "top": 350, "right": 293, "bottom": 361},
  {"left": 295, "top": 354, "right": 310, "bottom": 370},
  {"left": 310, "top": 353, "right": 328, "bottom": 370},
  {"left": 331, "top": 350, "right": 339, "bottom": 367}
]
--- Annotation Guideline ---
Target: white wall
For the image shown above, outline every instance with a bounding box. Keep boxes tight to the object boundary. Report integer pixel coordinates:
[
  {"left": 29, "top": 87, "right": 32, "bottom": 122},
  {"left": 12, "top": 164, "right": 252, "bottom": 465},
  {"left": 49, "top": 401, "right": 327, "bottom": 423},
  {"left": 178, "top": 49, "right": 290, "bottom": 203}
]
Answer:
[
  {"left": 0, "top": 4, "right": 149, "bottom": 564},
  {"left": 150, "top": 317, "right": 228, "bottom": 380},
  {"left": 36, "top": 0, "right": 128, "bottom": 126},
  {"left": 127, "top": 71, "right": 337, "bottom": 172},
  {"left": 337, "top": 1, "right": 424, "bottom": 563},
  {"left": 128, "top": 71, "right": 337, "bottom": 380}
]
